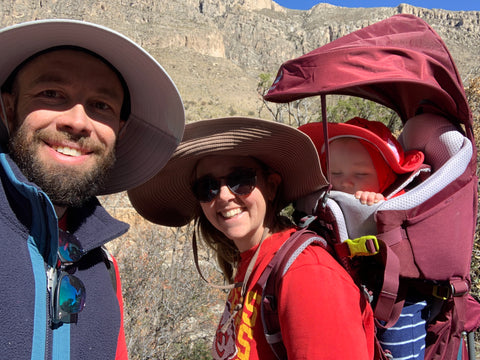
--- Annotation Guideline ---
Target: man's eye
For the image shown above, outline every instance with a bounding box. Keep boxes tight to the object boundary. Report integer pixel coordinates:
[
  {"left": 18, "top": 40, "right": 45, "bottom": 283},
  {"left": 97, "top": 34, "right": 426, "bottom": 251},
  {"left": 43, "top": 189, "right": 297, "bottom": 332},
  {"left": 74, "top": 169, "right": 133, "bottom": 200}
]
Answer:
[
  {"left": 41, "top": 90, "right": 59, "bottom": 98},
  {"left": 93, "top": 102, "right": 111, "bottom": 111}
]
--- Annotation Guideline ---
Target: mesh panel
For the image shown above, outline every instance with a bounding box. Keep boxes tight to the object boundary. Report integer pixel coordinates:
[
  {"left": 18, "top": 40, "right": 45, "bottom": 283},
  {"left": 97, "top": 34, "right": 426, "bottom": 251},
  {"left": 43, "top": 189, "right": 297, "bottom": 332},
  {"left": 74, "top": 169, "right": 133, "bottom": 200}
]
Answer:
[{"left": 381, "top": 133, "right": 471, "bottom": 211}]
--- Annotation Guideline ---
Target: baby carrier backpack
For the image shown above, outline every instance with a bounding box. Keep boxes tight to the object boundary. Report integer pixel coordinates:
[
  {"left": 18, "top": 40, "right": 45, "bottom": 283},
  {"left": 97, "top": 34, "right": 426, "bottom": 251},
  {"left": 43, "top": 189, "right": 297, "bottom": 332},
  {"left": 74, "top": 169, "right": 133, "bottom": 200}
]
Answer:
[{"left": 262, "top": 14, "right": 480, "bottom": 360}]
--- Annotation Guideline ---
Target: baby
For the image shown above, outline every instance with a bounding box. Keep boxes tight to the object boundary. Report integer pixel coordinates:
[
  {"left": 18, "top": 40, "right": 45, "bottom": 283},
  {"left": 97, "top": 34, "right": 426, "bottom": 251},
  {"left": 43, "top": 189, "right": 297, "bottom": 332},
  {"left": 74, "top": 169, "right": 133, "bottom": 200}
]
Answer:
[
  {"left": 299, "top": 117, "right": 428, "bottom": 359},
  {"left": 299, "top": 117, "right": 424, "bottom": 205}
]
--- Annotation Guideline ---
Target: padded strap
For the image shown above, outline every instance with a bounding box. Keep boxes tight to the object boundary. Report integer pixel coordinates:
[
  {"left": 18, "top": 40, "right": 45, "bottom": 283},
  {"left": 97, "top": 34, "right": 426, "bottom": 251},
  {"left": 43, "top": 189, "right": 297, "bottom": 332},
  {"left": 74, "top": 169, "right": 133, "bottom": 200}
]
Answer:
[
  {"left": 374, "top": 227, "right": 405, "bottom": 327},
  {"left": 374, "top": 242, "right": 403, "bottom": 328},
  {"left": 259, "top": 228, "right": 327, "bottom": 360}
]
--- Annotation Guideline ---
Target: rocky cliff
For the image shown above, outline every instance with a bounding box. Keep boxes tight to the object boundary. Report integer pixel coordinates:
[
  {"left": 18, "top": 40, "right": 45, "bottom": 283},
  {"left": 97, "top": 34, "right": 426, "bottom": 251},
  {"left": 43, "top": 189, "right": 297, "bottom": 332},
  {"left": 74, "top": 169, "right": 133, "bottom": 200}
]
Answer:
[{"left": 1, "top": 0, "right": 479, "bottom": 120}]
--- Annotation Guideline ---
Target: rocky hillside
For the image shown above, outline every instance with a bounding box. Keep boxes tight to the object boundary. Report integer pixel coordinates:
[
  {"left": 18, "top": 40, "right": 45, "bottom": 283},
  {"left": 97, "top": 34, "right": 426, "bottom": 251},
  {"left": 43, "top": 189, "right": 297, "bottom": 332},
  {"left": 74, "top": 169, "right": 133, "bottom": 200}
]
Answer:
[
  {"left": 1, "top": 0, "right": 479, "bottom": 121},
  {"left": 2, "top": 3, "right": 479, "bottom": 357}
]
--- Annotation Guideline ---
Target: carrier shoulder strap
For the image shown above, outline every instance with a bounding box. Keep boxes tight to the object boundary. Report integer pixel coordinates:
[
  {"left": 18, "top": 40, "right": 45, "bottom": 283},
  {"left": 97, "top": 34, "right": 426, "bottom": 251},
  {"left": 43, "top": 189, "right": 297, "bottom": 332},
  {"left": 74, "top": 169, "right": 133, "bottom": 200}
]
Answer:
[{"left": 257, "top": 228, "right": 327, "bottom": 360}]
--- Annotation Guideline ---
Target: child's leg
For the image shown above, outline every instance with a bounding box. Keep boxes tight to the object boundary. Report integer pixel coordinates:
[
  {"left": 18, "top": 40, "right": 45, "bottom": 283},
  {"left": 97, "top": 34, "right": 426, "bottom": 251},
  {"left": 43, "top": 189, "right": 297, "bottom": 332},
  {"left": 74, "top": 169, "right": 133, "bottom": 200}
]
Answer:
[{"left": 377, "top": 300, "right": 429, "bottom": 359}]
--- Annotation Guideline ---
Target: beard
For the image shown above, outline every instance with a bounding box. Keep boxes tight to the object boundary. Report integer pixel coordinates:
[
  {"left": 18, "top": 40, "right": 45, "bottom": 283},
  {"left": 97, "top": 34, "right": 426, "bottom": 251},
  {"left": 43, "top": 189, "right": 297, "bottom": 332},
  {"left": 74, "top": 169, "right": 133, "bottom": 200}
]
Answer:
[{"left": 8, "top": 121, "right": 116, "bottom": 208}]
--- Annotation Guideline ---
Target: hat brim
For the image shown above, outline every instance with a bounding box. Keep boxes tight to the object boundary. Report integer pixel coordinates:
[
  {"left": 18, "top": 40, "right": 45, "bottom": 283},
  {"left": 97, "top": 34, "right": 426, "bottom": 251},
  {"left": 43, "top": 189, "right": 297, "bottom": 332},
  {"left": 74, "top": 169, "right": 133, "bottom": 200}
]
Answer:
[
  {"left": 128, "top": 117, "right": 327, "bottom": 226},
  {"left": 299, "top": 122, "right": 424, "bottom": 174},
  {"left": 0, "top": 19, "right": 185, "bottom": 194}
]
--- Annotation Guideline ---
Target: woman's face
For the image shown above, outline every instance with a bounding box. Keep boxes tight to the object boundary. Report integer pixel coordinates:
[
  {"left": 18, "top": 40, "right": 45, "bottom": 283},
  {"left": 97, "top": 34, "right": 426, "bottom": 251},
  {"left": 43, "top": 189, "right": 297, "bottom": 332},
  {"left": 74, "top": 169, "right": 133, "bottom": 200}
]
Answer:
[{"left": 195, "top": 155, "right": 280, "bottom": 252}]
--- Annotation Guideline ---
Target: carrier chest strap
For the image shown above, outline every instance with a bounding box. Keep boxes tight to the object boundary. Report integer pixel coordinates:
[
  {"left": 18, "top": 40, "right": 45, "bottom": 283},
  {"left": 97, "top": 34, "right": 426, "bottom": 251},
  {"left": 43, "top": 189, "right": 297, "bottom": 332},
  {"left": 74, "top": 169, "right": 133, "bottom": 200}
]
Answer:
[{"left": 258, "top": 228, "right": 328, "bottom": 360}]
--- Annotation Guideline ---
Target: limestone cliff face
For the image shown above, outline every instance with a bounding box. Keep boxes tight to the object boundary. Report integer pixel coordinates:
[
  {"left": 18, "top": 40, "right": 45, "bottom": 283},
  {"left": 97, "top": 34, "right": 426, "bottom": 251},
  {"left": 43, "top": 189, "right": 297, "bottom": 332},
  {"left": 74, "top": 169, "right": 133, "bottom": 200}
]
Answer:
[{"left": 0, "top": 0, "right": 478, "bottom": 119}]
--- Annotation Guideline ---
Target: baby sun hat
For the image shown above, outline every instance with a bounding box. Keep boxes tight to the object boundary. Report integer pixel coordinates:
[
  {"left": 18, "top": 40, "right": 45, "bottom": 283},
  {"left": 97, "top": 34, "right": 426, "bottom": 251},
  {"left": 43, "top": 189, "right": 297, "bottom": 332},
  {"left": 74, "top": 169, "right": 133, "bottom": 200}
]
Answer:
[{"left": 298, "top": 117, "right": 424, "bottom": 193}]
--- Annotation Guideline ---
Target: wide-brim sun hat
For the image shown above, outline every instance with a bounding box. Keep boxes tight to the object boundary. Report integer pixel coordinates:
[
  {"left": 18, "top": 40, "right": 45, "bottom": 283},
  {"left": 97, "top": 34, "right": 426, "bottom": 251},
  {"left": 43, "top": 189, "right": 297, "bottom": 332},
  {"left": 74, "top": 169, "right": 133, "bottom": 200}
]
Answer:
[
  {"left": 128, "top": 117, "right": 327, "bottom": 227},
  {"left": 0, "top": 19, "right": 185, "bottom": 195},
  {"left": 299, "top": 117, "right": 424, "bottom": 175}
]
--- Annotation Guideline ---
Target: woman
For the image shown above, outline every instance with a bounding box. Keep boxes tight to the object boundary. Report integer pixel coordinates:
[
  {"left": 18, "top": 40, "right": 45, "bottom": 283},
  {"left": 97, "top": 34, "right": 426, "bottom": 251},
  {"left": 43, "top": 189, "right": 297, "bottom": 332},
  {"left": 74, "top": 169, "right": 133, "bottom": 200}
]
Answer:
[{"left": 128, "top": 117, "right": 374, "bottom": 359}]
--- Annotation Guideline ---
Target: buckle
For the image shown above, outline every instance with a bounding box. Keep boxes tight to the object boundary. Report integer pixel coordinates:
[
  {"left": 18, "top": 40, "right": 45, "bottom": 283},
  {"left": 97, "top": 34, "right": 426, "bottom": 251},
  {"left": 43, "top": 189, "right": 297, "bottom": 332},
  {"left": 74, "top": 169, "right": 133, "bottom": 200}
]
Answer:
[
  {"left": 297, "top": 215, "right": 317, "bottom": 228},
  {"left": 432, "top": 284, "right": 451, "bottom": 300},
  {"left": 344, "top": 235, "right": 379, "bottom": 258}
]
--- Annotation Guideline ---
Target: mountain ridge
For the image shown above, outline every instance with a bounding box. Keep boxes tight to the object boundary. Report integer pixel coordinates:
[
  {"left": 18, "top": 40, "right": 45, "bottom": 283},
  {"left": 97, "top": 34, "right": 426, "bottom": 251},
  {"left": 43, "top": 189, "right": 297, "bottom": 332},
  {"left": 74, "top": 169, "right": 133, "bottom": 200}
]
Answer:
[{"left": 1, "top": 0, "right": 479, "bottom": 120}]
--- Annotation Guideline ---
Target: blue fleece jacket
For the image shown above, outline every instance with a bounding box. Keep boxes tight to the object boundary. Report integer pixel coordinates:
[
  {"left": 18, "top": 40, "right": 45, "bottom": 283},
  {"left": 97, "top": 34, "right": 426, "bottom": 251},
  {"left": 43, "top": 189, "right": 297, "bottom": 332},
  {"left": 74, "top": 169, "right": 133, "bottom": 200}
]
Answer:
[{"left": 0, "top": 153, "right": 129, "bottom": 360}]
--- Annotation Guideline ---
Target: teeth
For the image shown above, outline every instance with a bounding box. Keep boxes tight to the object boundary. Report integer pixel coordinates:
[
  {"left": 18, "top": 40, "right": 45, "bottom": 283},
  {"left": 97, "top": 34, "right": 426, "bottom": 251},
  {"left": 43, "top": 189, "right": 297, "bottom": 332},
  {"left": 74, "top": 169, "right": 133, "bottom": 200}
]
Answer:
[
  {"left": 222, "top": 209, "right": 241, "bottom": 218},
  {"left": 53, "top": 146, "right": 82, "bottom": 157}
]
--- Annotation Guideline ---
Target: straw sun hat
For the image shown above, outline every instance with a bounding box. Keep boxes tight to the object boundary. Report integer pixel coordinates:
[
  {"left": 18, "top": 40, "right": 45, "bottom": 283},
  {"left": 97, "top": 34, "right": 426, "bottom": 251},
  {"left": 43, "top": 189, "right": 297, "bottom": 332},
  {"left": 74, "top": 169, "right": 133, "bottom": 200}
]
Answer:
[
  {"left": 0, "top": 19, "right": 185, "bottom": 194},
  {"left": 128, "top": 117, "right": 327, "bottom": 227}
]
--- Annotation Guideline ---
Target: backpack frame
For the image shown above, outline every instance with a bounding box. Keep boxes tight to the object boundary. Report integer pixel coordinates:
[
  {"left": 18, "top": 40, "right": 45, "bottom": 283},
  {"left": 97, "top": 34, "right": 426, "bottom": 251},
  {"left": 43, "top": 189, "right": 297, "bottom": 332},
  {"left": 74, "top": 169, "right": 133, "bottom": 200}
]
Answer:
[{"left": 263, "top": 14, "right": 480, "bottom": 360}]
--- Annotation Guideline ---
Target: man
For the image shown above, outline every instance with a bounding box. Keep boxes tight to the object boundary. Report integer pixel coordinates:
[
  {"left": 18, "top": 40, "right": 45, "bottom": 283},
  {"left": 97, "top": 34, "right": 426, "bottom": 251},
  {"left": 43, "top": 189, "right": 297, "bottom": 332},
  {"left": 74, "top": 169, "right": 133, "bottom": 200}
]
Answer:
[{"left": 0, "top": 19, "right": 185, "bottom": 359}]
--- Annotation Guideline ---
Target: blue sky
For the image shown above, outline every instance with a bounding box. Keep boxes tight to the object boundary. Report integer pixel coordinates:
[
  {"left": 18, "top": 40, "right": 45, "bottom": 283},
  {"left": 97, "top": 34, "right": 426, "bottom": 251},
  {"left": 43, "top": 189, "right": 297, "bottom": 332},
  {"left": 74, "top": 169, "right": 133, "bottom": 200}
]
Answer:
[{"left": 274, "top": 0, "right": 480, "bottom": 11}]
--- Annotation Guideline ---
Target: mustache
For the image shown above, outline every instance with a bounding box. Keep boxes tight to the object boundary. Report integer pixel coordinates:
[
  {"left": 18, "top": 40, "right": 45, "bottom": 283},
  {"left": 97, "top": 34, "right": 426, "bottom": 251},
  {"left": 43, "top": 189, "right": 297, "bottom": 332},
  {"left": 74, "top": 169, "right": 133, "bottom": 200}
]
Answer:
[{"left": 35, "top": 128, "right": 107, "bottom": 154}]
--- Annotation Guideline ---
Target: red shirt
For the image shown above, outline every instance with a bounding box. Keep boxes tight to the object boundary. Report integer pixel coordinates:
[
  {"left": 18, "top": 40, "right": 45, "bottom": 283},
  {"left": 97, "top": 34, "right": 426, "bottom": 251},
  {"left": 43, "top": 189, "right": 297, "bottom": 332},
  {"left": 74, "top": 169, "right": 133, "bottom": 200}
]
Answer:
[{"left": 212, "top": 228, "right": 374, "bottom": 359}]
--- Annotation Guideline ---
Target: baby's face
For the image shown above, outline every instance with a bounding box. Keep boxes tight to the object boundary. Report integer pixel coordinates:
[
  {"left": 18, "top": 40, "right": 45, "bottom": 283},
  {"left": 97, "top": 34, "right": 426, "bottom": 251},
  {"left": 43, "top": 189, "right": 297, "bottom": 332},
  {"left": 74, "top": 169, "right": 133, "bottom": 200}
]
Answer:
[{"left": 329, "top": 138, "right": 380, "bottom": 194}]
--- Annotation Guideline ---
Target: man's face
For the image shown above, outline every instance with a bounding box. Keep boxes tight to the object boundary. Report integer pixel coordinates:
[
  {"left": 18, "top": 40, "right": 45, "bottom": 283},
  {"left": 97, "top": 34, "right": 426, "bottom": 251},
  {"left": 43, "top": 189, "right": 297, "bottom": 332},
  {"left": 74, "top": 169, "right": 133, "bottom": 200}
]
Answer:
[{"left": 3, "top": 49, "right": 125, "bottom": 207}]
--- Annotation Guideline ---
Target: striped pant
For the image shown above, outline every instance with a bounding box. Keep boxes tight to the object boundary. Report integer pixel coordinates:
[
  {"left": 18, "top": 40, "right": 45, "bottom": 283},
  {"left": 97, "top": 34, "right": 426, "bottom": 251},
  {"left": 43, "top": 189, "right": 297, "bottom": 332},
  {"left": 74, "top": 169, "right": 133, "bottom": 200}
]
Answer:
[{"left": 377, "top": 300, "right": 429, "bottom": 360}]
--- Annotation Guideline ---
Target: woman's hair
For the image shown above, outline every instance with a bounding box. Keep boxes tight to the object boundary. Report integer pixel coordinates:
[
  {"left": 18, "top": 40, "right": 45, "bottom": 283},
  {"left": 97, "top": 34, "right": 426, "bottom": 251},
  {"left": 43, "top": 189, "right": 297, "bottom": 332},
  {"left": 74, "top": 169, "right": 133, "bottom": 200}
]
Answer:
[
  {"left": 196, "top": 212, "right": 239, "bottom": 283},
  {"left": 194, "top": 160, "right": 292, "bottom": 283}
]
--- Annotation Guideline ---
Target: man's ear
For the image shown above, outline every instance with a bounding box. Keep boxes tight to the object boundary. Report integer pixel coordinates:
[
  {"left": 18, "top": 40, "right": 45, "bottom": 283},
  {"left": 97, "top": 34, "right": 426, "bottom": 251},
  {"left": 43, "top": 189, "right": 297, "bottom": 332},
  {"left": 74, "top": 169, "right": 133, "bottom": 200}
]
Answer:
[
  {"left": 117, "top": 119, "right": 128, "bottom": 140},
  {"left": 0, "top": 92, "right": 15, "bottom": 134},
  {"left": 266, "top": 172, "right": 282, "bottom": 201}
]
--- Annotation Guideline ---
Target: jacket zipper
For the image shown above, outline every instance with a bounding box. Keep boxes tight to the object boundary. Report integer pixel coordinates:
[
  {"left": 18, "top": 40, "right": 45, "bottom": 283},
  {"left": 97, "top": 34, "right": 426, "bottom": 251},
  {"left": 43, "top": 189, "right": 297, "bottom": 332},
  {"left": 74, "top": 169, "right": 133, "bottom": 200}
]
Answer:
[
  {"left": 45, "top": 264, "right": 54, "bottom": 359},
  {"left": 40, "top": 192, "right": 55, "bottom": 360}
]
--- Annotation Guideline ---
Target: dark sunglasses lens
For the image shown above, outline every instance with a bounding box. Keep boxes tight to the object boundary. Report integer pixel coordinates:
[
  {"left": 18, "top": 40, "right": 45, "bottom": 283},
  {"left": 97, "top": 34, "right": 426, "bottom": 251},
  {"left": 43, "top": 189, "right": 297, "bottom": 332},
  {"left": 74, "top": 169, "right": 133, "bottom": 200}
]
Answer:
[
  {"left": 193, "top": 176, "right": 219, "bottom": 202},
  {"left": 57, "top": 273, "right": 86, "bottom": 315},
  {"left": 227, "top": 169, "right": 256, "bottom": 195},
  {"left": 58, "top": 230, "right": 85, "bottom": 263}
]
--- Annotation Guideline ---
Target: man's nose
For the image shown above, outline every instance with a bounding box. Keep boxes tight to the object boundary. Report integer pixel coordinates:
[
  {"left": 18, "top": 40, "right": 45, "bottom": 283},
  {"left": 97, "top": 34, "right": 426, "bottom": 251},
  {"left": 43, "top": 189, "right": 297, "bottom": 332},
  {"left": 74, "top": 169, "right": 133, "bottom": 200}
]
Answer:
[{"left": 57, "top": 104, "right": 93, "bottom": 136}]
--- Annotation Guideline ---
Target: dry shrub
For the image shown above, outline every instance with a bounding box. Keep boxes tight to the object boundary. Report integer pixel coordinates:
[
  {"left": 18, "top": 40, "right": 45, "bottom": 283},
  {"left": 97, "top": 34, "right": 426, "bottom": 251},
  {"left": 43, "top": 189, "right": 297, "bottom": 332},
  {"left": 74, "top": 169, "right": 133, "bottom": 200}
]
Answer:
[
  {"left": 466, "top": 77, "right": 480, "bottom": 302},
  {"left": 465, "top": 76, "right": 480, "bottom": 352},
  {"left": 101, "top": 193, "right": 226, "bottom": 360}
]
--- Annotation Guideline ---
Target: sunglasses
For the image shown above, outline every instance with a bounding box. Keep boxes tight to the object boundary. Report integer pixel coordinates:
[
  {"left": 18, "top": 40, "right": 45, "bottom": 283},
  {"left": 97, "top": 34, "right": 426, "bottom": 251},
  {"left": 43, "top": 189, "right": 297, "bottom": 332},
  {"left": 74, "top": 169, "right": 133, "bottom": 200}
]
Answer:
[
  {"left": 192, "top": 167, "right": 257, "bottom": 203},
  {"left": 49, "top": 230, "right": 87, "bottom": 324}
]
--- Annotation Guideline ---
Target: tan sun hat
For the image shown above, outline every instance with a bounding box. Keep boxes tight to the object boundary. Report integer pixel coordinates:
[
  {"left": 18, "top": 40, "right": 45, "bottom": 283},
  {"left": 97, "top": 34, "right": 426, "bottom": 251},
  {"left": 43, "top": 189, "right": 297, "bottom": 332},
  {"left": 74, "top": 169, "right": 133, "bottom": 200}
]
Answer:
[
  {"left": 0, "top": 19, "right": 185, "bottom": 195},
  {"left": 127, "top": 117, "right": 327, "bottom": 227}
]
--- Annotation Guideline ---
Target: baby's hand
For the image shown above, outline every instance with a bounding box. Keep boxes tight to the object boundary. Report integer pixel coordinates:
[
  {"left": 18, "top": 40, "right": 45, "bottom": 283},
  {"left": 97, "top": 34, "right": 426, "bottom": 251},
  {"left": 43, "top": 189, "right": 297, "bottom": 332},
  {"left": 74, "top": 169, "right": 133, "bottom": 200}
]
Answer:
[{"left": 355, "top": 191, "right": 385, "bottom": 205}]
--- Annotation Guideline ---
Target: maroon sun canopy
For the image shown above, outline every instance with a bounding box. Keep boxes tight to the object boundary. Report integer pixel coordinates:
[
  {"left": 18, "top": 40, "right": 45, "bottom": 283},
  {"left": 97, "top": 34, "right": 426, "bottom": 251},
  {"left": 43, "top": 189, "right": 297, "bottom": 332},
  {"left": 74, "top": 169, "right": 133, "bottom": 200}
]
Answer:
[{"left": 264, "top": 14, "right": 472, "bottom": 130}]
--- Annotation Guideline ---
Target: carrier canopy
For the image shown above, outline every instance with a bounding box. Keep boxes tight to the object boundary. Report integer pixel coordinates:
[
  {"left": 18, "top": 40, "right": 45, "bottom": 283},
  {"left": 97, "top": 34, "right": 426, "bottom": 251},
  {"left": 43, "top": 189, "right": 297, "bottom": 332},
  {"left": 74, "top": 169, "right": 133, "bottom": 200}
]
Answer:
[{"left": 264, "top": 14, "right": 472, "bottom": 129}]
